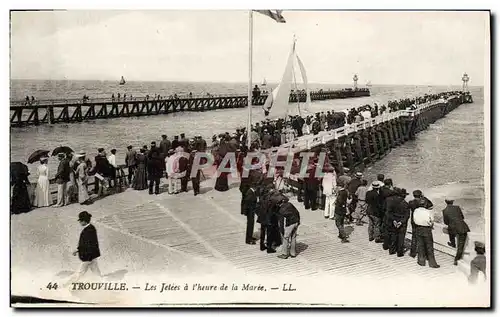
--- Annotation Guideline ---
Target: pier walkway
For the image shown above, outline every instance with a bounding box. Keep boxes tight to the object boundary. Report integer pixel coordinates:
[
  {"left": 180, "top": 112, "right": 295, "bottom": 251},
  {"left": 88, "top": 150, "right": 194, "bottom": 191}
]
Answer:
[
  {"left": 11, "top": 174, "right": 468, "bottom": 301},
  {"left": 10, "top": 88, "right": 370, "bottom": 127}
]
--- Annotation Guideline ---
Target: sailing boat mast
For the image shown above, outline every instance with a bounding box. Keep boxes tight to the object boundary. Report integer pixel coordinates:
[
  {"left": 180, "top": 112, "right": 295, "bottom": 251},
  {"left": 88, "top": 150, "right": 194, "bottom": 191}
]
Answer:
[
  {"left": 247, "top": 11, "right": 253, "bottom": 150},
  {"left": 291, "top": 36, "right": 301, "bottom": 118}
]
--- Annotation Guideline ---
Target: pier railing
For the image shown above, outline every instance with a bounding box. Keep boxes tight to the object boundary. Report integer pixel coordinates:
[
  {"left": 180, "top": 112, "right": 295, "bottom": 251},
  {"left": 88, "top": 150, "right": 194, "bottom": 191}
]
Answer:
[
  {"left": 267, "top": 97, "right": 451, "bottom": 156},
  {"left": 10, "top": 88, "right": 371, "bottom": 127}
]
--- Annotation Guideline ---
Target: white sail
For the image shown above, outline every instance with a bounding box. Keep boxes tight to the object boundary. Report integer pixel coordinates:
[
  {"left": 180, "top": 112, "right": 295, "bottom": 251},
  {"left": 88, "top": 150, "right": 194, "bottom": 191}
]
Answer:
[
  {"left": 296, "top": 53, "right": 311, "bottom": 111},
  {"left": 261, "top": 78, "right": 267, "bottom": 86},
  {"left": 262, "top": 41, "right": 295, "bottom": 118}
]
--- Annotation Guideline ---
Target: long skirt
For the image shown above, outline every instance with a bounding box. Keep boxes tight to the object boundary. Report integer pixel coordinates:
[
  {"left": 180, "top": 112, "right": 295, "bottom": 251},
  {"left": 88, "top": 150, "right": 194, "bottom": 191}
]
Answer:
[
  {"left": 77, "top": 178, "right": 90, "bottom": 204},
  {"left": 35, "top": 175, "right": 51, "bottom": 207},
  {"left": 133, "top": 165, "right": 148, "bottom": 190},
  {"left": 214, "top": 173, "right": 229, "bottom": 192},
  {"left": 11, "top": 182, "right": 31, "bottom": 214}
]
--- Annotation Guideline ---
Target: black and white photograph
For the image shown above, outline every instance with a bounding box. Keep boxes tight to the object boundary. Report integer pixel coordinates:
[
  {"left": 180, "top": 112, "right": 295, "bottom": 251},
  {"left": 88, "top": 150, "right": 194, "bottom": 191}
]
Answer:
[{"left": 8, "top": 5, "right": 491, "bottom": 307}]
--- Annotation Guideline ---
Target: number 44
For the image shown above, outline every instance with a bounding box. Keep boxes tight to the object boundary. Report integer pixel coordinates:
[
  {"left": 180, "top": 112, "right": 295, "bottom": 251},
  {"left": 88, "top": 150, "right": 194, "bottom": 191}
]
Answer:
[{"left": 46, "top": 282, "right": 59, "bottom": 290}]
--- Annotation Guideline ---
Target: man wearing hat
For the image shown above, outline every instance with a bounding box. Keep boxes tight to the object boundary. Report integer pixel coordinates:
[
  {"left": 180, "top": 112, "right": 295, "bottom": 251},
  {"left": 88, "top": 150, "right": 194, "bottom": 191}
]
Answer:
[
  {"left": 337, "top": 168, "right": 352, "bottom": 188},
  {"left": 53, "top": 152, "right": 71, "bottom": 207},
  {"left": 442, "top": 199, "right": 470, "bottom": 265},
  {"left": 147, "top": 142, "right": 162, "bottom": 195},
  {"left": 385, "top": 188, "right": 411, "bottom": 256},
  {"left": 179, "top": 133, "right": 188, "bottom": 150},
  {"left": 262, "top": 129, "right": 273, "bottom": 149},
  {"left": 365, "top": 181, "right": 384, "bottom": 242},
  {"left": 172, "top": 136, "right": 180, "bottom": 151},
  {"left": 334, "top": 183, "right": 350, "bottom": 243},
  {"left": 125, "top": 145, "right": 137, "bottom": 186},
  {"left": 242, "top": 183, "right": 259, "bottom": 245},
  {"left": 347, "top": 172, "right": 363, "bottom": 223},
  {"left": 412, "top": 199, "right": 440, "bottom": 268},
  {"left": 65, "top": 211, "right": 101, "bottom": 286},
  {"left": 188, "top": 150, "right": 201, "bottom": 196},
  {"left": 160, "top": 135, "right": 171, "bottom": 158},
  {"left": 408, "top": 190, "right": 434, "bottom": 257},
  {"left": 469, "top": 241, "right": 486, "bottom": 284},
  {"left": 91, "top": 148, "right": 111, "bottom": 196}
]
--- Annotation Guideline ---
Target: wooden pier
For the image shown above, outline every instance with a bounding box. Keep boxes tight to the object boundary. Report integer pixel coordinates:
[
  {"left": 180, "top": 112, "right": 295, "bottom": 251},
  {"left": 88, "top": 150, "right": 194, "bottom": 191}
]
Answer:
[
  {"left": 10, "top": 88, "right": 370, "bottom": 127},
  {"left": 28, "top": 92, "right": 471, "bottom": 204}
]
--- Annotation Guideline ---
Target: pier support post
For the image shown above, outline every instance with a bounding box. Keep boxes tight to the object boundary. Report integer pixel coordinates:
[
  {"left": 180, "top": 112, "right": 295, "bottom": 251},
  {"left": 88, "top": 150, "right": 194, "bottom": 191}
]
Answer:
[
  {"left": 332, "top": 139, "right": 344, "bottom": 175},
  {"left": 386, "top": 122, "right": 395, "bottom": 148},
  {"left": 353, "top": 133, "right": 364, "bottom": 166},
  {"left": 344, "top": 137, "right": 355, "bottom": 171},
  {"left": 396, "top": 119, "right": 405, "bottom": 144},
  {"left": 376, "top": 128, "right": 385, "bottom": 155},
  {"left": 33, "top": 107, "right": 39, "bottom": 125},
  {"left": 370, "top": 129, "right": 380, "bottom": 160},
  {"left": 362, "top": 130, "right": 372, "bottom": 164},
  {"left": 391, "top": 121, "right": 400, "bottom": 145},
  {"left": 48, "top": 103, "right": 54, "bottom": 124}
]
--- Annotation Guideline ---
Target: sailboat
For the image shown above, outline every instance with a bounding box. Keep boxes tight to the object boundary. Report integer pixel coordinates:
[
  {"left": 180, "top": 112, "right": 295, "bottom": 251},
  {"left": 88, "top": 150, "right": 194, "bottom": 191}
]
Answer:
[
  {"left": 261, "top": 78, "right": 267, "bottom": 87},
  {"left": 262, "top": 37, "right": 311, "bottom": 118},
  {"left": 366, "top": 80, "right": 372, "bottom": 87},
  {"left": 119, "top": 76, "right": 126, "bottom": 85}
]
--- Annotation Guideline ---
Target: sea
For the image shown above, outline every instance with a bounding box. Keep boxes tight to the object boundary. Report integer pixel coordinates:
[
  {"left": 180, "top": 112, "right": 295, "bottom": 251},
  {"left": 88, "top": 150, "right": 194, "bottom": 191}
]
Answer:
[{"left": 10, "top": 80, "right": 486, "bottom": 233}]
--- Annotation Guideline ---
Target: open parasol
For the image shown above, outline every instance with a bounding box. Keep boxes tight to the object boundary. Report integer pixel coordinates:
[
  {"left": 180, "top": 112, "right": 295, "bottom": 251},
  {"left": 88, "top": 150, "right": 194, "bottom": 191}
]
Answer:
[
  {"left": 51, "top": 146, "right": 74, "bottom": 157},
  {"left": 27, "top": 150, "right": 50, "bottom": 164}
]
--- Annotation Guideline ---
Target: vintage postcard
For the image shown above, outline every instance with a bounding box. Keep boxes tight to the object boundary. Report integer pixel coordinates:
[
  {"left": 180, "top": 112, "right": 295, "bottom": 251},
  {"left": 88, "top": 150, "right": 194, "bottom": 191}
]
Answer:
[{"left": 9, "top": 9, "right": 491, "bottom": 307}]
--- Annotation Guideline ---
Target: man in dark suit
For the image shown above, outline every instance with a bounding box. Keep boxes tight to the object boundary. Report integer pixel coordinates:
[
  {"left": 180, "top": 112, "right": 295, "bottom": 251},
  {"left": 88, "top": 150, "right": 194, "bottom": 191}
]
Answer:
[
  {"left": 54, "top": 153, "right": 71, "bottom": 207},
  {"left": 334, "top": 183, "right": 349, "bottom": 243},
  {"left": 160, "top": 135, "right": 171, "bottom": 157},
  {"left": 92, "top": 148, "right": 112, "bottom": 196},
  {"left": 242, "top": 184, "right": 259, "bottom": 245},
  {"left": 65, "top": 211, "right": 101, "bottom": 286},
  {"left": 386, "top": 188, "right": 411, "bottom": 256},
  {"left": 178, "top": 150, "right": 189, "bottom": 193},
  {"left": 188, "top": 150, "right": 201, "bottom": 196},
  {"left": 258, "top": 186, "right": 287, "bottom": 253},
  {"left": 125, "top": 145, "right": 137, "bottom": 185},
  {"left": 366, "top": 181, "right": 383, "bottom": 242},
  {"left": 147, "top": 148, "right": 163, "bottom": 195},
  {"left": 442, "top": 199, "right": 470, "bottom": 265},
  {"left": 172, "top": 136, "right": 180, "bottom": 151}
]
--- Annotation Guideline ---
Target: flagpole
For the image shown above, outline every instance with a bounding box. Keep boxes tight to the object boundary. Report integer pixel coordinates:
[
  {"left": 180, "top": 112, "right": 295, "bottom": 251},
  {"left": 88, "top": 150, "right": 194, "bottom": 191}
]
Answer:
[{"left": 247, "top": 10, "right": 253, "bottom": 150}]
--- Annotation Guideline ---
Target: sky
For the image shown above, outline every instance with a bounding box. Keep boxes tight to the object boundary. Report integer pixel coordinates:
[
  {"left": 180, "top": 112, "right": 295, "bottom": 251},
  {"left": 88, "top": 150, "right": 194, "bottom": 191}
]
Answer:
[{"left": 10, "top": 10, "right": 489, "bottom": 85}]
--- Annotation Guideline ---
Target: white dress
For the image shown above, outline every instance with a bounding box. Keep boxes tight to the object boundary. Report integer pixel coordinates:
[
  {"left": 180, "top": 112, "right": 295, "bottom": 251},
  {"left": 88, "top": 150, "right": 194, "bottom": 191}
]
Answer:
[
  {"left": 35, "top": 164, "right": 51, "bottom": 207},
  {"left": 322, "top": 172, "right": 336, "bottom": 218}
]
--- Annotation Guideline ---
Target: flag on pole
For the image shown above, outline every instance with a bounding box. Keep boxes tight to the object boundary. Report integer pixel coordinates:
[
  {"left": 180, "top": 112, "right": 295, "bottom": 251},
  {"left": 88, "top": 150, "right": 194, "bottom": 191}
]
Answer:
[{"left": 255, "top": 10, "right": 286, "bottom": 23}]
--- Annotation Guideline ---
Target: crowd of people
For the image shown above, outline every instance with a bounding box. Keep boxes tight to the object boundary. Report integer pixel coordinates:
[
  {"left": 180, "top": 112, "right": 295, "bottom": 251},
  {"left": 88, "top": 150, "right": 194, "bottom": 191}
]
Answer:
[{"left": 238, "top": 159, "right": 485, "bottom": 282}]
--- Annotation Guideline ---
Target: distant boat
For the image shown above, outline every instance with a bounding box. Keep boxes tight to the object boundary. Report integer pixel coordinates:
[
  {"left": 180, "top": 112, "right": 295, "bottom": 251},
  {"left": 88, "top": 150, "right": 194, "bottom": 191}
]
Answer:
[
  {"left": 119, "top": 76, "right": 126, "bottom": 85},
  {"left": 261, "top": 78, "right": 267, "bottom": 86},
  {"left": 366, "top": 81, "right": 372, "bottom": 87}
]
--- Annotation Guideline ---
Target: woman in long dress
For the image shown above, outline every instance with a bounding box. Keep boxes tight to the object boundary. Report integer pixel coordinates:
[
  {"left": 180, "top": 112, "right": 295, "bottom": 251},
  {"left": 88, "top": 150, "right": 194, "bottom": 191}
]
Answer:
[
  {"left": 322, "top": 165, "right": 337, "bottom": 220},
  {"left": 133, "top": 149, "right": 148, "bottom": 190},
  {"left": 34, "top": 157, "right": 51, "bottom": 207},
  {"left": 75, "top": 154, "right": 91, "bottom": 204},
  {"left": 214, "top": 141, "right": 230, "bottom": 192},
  {"left": 11, "top": 171, "right": 32, "bottom": 214}
]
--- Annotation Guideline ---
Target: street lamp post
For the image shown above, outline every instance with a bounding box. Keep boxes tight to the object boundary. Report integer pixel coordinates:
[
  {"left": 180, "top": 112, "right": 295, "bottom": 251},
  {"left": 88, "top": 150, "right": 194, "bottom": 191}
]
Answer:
[{"left": 462, "top": 73, "right": 470, "bottom": 92}]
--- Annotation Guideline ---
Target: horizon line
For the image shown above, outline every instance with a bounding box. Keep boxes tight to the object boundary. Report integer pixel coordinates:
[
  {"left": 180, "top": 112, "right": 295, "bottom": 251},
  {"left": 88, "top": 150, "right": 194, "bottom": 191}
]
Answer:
[{"left": 9, "top": 78, "right": 477, "bottom": 87}]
